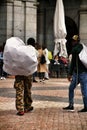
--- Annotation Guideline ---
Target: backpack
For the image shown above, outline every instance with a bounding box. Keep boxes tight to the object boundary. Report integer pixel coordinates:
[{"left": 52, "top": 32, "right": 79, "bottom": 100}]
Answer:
[
  {"left": 79, "top": 44, "right": 87, "bottom": 68},
  {"left": 40, "top": 54, "right": 46, "bottom": 64}
]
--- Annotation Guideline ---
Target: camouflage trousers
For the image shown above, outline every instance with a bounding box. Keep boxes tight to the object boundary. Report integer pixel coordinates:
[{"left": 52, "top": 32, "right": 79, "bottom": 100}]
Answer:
[{"left": 14, "top": 75, "right": 32, "bottom": 112}]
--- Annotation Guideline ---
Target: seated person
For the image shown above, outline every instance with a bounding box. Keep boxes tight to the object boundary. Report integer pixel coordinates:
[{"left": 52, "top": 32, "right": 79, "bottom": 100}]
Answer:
[
  {"left": 53, "top": 55, "right": 60, "bottom": 65},
  {"left": 50, "top": 55, "right": 60, "bottom": 78}
]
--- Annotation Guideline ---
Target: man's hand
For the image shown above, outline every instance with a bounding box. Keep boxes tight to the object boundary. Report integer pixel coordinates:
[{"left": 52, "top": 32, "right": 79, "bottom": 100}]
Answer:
[{"left": 67, "top": 75, "right": 72, "bottom": 81}]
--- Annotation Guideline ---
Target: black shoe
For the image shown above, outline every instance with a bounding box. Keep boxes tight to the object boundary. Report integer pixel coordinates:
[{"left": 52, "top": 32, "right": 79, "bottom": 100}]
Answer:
[
  {"left": 63, "top": 105, "right": 74, "bottom": 111},
  {"left": 33, "top": 79, "right": 38, "bottom": 82},
  {"left": 45, "top": 77, "right": 49, "bottom": 80},
  {"left": 16, "top": 111, "right": 24, "bottom": 116},
  {"left": 78, "top": 108, "right": 87, "bottom": 112},
  {"left": 24, "top": 106, "right": 34, "bottom": 113}
]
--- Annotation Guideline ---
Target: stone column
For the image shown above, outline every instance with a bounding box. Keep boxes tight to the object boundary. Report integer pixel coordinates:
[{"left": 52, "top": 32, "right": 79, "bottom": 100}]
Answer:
[
  {"left": 0, "top": 2, "right": 7, "bottom": 43},
  {"left": 6, "top": 0, "right": 25, "bottom": 40},
  {"left": 6, "top": 0, "right": 37, "bottom": 43},
  {"left": 79, "top": 0, "right": 87, "bottom": 43},
  {"left": 6, "top": 0, "right": 14, "bottom": 39},
  {"left": 13, "top": 0, "right": 25, "bottom": 40},
  {"left": 25, "top": 0, "right": 37, "bottom": 42}
]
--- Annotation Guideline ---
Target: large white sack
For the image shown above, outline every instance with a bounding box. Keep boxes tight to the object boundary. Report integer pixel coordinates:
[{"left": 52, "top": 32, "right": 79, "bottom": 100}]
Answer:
[{"left": 3, "top": 37, "right": 38, "bottom": 76}]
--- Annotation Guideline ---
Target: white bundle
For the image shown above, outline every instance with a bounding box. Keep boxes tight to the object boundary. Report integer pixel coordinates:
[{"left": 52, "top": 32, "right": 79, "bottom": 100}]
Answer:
[
  {"left": 3, "top": 37, "right": 38, "bottom": 76},
  {"left": 79, "top": 44, "right": 87, "bottom": 68}
]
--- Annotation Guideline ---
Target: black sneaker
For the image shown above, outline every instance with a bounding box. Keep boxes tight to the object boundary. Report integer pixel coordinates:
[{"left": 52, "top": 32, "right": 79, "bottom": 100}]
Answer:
[
  {"left": 63, "top": 105, "right": 74, "bottom": 111},
  {"left": 24, "top": 106, "right": 34, "bottom": 113},
  {"left": 78, "top": 108, "right": 87, "bottom": 112},
  {"left": 33, "top": 79, "right": 38, "bottom": 82}
]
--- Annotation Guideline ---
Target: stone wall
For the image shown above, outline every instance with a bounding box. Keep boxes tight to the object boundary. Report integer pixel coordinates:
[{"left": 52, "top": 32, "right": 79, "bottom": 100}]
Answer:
[
  {"left": 0, "top": 2, "right": 7, "bottom": 44},
  {"left": 79, "top": 0, "right": 87, "bottom": 44},
  {"left": 0, "top": 0, "right": 87, "bottom": 46},
  {"left": 0, "top": 0, "right": 37, "bottom": 45},
  {"left": 37, "top": 0, "right": 87, "bottom": 51}
]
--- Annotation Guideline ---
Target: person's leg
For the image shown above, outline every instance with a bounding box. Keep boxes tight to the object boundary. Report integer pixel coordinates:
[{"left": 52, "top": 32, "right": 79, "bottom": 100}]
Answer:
[
  {"left": 24, "top": 75, "right": 33, "bottom": 112},
  {"left": 14, "top": 76, "right": 24, "bottom": 115},
  {"left": 0, "top": 61, "right": 2, "bottom": 77},
  {"left": 78, "top": 72, "right": 87, "bottom": 112},
  {"left": 63, "top": 73, "right": 79, "bottom": 111},
  {"left": 39, "top": 72, "right": 44, "bottom": 82},
  {"left": 0, "top": 60, "right": 7, "bottom": 79},
  {"left": 45, "top": 64, "right": 49, "bottom": 79},
  {"left": 33, "top": 72, "right": 38, "bottom": 82},
  {"left": 38, "top": 72, "right": 41, "bottom": 79},
  {"left": 42, "top": 72, "right": 45, "bottom": 80},
  {"left": 69, "top": 73, "right": 79, "bottom": 105},
  {"left": 0, "top": 60, "right": 5, "bottom": 79}
]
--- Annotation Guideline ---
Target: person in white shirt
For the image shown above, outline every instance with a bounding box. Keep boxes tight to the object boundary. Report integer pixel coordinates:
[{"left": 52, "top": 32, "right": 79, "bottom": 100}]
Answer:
[{"left": 42, "top": 45, "right": 50, "bottom": 80}]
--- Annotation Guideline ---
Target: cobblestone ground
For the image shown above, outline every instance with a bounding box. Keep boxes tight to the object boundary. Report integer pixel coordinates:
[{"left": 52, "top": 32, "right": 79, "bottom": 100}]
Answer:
[{"left": 0, "top": 77, "right": 87, "bottom": 130}]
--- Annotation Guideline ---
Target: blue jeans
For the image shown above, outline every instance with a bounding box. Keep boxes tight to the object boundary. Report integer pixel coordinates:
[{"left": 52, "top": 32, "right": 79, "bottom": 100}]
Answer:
[{"left": 69, "top": 72, "right": 87, "bottom": 108}]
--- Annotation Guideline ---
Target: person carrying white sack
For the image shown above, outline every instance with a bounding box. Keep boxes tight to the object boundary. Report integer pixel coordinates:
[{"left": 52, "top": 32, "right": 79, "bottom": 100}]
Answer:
[
  {"left": 3, "top": 37, "right": 38, "bottom": 116},
  {"left": 63, "top": 35, "right": 87, "bottom": 112}
]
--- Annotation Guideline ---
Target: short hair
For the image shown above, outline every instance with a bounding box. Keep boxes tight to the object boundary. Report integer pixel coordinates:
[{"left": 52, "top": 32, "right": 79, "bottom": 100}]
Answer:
[
  {"left": 27, "top": 37, "right": 35, "bottom": 47},
  {"left": 72, "top": 35, "right": 80, "bottom": 41}
]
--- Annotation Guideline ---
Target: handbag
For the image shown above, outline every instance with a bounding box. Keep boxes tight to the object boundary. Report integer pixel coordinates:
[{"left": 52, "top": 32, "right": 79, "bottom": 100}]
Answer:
[
  {"left": 40, "top": 54, "right": 46, "bottom": 64},
  {"left": 59, "top": 56, "right": 68, "bottom": 64},
  {"left": 79, "top": 44, "right": 87, "bottom": 68}
]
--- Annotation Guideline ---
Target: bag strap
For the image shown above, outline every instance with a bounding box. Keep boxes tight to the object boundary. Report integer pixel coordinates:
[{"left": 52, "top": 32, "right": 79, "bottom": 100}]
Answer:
[{"left": 76, "top": 55, "right": 79, "bottom": 85}]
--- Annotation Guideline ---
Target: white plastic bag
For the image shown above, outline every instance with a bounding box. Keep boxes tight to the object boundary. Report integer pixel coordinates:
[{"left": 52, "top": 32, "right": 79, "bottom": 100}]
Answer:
[
  {"left": 3, "top": 37, "right": 38, "bottom": 76},
  {"left": 79, "top": 44, "right": 87, "bottom": 68}
]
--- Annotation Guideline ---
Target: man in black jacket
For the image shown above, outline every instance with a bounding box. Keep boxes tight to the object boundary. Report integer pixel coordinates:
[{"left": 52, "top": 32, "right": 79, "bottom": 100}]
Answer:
[{"left": 63, "top": 35, "right": 87, "bottom": 112}]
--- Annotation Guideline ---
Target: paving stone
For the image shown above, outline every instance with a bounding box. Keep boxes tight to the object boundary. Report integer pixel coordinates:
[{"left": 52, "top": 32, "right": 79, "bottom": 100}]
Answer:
[{"left": 0, "top": 77, "right": 87, "bottom": 130}]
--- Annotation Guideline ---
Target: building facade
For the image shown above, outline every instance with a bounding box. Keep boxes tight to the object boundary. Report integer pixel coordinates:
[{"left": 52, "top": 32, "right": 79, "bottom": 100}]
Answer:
[
  {"left": 0, "top": 0, "right": 87, "bottom": 52},
  {"left": 0, "top": 0, "right": 37, "bottom": 44}
]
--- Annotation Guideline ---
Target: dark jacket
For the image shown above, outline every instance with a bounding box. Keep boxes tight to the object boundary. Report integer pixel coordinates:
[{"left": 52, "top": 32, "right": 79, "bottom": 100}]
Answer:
[{"left": 69, "top": 43, "right": 87, "bottom": 75}]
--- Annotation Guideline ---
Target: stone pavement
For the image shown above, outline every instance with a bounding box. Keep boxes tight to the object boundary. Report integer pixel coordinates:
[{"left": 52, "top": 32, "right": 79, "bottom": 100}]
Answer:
[{"left": 0, "top": 77, "right": 87, "bottom": 130}]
